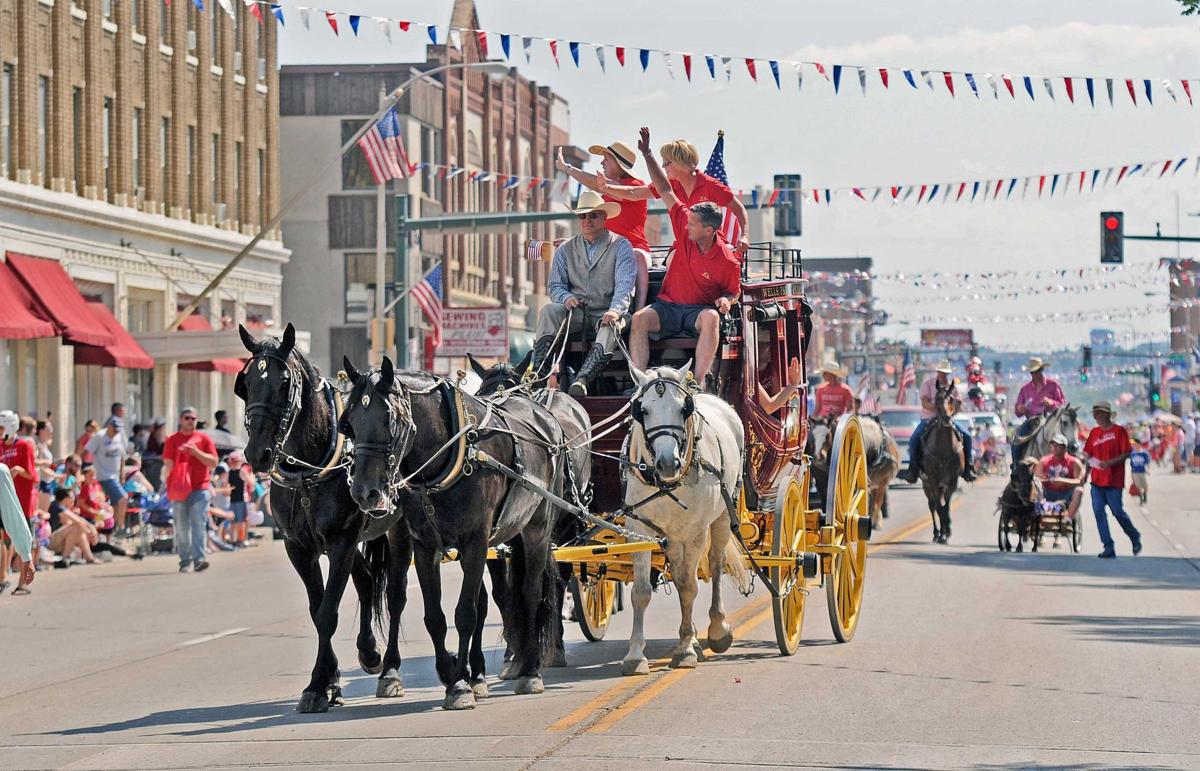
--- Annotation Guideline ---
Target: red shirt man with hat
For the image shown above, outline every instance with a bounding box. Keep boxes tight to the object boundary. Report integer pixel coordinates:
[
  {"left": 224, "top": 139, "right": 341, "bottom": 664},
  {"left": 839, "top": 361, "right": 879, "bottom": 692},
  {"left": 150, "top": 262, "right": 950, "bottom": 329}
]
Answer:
[{"left": 1083, "top": 401, "right": 1141, "bottom": 558}]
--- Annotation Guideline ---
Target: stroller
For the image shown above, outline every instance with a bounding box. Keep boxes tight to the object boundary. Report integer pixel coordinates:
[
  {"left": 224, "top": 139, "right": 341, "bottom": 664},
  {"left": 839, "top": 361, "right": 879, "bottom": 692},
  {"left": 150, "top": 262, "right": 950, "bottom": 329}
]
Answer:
[{"left": 136, "top": 492, "right": 175, "bottom": 556}]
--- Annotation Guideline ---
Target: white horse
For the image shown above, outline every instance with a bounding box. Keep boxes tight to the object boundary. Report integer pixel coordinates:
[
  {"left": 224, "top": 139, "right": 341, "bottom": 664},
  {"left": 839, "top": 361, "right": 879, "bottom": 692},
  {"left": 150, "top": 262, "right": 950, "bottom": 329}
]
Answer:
[{"left": 621, "top": 362, "right": 751, "bottom": 675}]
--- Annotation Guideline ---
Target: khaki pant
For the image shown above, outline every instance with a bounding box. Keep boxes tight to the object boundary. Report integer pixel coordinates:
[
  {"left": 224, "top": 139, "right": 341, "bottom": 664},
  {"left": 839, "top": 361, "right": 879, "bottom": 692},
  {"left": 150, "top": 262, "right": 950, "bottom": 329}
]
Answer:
[{"left": 536, "top": 303, "right": 626, "bottom": 356}]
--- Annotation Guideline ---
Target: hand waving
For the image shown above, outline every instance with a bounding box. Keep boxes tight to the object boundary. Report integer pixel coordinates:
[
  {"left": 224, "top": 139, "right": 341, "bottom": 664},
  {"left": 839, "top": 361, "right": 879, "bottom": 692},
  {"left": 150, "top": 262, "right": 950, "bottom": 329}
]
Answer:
[{"left": 638, "top": 126, "right": 651, "bottom": 156}]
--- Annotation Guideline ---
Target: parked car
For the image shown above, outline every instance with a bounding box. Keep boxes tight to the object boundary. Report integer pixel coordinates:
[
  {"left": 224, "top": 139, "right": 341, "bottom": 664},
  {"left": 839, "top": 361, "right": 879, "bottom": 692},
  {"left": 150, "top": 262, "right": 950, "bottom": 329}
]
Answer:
[{"left": 878, "top": 405, "right": 923, "bottom": 481}]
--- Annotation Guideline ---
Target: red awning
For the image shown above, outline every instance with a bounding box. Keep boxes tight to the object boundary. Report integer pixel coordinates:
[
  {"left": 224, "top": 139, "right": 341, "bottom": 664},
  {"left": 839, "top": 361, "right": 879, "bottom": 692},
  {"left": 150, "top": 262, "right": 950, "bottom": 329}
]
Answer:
[
  {"left": 0, "top": 259, "right": 57, "bottom": 340},
  {"left": 177, "top": 314, "right": 245, "bottom": 374},
  {"left": 4, "top": 252, "right": 113, "bottom": 347},
  {"left": 74, "top": 302, "right": 155, "bottom": 369}
]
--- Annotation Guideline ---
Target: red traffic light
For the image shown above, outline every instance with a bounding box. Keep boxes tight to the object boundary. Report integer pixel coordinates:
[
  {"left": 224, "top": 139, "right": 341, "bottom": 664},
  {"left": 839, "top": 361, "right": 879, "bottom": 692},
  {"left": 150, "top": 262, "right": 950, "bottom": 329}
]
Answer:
[{"left": 1105, "top": 216, "right": 1120, "bottom": 231}]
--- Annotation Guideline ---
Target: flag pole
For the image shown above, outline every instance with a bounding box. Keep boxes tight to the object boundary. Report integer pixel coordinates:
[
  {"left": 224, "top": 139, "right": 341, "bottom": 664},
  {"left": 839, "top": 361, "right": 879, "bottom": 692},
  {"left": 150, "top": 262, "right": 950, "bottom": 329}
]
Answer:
[{"left": 372, "top": 86, "right": 388, "bottom": 367}]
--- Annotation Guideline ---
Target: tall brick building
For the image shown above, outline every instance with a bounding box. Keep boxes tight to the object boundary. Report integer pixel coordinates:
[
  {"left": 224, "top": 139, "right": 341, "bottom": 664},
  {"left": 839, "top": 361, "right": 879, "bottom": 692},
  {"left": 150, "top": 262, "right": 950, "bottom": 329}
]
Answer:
[
  {"left": 280, "top": 0, "right": 583, "bottom": 375},
  {"left": 0, "top": 0, "right": 287, "bottom": 451}
]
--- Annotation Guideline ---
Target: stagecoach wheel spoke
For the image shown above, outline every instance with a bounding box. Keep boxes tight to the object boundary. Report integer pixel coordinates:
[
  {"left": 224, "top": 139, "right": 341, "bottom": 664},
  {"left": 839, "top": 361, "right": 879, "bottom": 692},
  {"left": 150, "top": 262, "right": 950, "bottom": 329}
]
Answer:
[
  {"left": 571, "top": 575, "right": 617, "bottom": 642},
  {"left": 826, "top": 416, "right": 869, "bottom": 643},
  {"left": 771, "top": 476, "right": 808, "bottom": 656}
]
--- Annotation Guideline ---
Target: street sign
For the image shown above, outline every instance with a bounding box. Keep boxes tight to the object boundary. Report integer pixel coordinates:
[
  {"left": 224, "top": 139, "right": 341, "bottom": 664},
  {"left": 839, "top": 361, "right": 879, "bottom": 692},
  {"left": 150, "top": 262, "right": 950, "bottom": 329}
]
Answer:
[
  {"left": 436, "top": 308, "right": 509, "bottom": 358},
  {"left": 920, "top": 328, "right": 974, "bottom": 347}
]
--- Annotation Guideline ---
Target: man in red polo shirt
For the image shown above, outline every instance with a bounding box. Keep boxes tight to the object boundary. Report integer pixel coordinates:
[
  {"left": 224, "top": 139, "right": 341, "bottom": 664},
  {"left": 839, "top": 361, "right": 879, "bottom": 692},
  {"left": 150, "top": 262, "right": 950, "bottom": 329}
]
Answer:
[
  {"left": 628, "top": 127, "right": 741, "bottom": 391},
  {"left": 1083, "top": 401, "right": 1141, "bottom": 559}
]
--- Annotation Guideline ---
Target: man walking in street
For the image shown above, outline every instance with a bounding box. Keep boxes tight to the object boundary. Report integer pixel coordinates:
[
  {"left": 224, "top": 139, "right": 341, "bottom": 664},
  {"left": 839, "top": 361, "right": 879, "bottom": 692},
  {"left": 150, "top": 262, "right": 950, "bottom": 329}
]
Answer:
[
  {"left": 86, "top": 417, "right": 129, "bottom": 534},
  {"left": 528, "top": 190, "right": 637, "bottom": 397},
  {"left": 162, "top": 407, "right": 218, "bottom": 573},
  {"left": 1012, "top": 357, "right": 1066, "bottom": 463},
  {"left": 1083, "top": 401, "right": 1141, "bottom": 559},
  {"left": 900, "top": 362, "right": 976, "bottom": 483}
]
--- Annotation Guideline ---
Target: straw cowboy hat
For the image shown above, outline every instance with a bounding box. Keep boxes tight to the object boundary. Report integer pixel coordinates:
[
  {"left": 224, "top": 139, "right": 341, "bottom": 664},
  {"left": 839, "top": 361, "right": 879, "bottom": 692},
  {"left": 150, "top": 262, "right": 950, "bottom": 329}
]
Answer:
[
  {"left": 1049, "top": 433, "right": 1069, "bottom": 446},
  {"left": 1092, "top": 401, "right": 1115, "bottom": 415},
  {"left": 571, "top": 190, "right": 621, "bottom": 219},
  {"left": 1027, "top": 357, "right": 1047, "bottom": 372},
  {"left": 935, "top": 361, "right": 953, "bottom": 374},
  {"left": 588, "top": 141, "right": 637, "bottom": 172},
  {"left": 821, "top": 361, "right": 844, "bottom": 377}
]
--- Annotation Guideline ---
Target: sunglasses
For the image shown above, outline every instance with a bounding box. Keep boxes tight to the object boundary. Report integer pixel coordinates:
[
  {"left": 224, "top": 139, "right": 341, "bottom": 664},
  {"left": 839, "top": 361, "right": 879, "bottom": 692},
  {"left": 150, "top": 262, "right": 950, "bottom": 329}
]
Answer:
[
  {"left": 181, "top": 415, "right": 197, "bottom": 421},
  {"left": 577, "top": 211, "right": 605, "bottom": 221}
]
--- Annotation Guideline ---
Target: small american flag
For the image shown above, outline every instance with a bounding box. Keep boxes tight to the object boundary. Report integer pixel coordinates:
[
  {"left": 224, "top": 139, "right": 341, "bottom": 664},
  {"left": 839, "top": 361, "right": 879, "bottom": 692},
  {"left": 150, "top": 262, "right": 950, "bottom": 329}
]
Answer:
[
  {"left": 896, "top": 348, "right": 916, "bottom": 405},
  {"left": 356, "top": 108, "right": 412, "bottom": 185},
  {"left": 411, "top": 264, "right": 443, "bottom": 346},
  {"left": 857, "top": 374, "right": 880, "bottom": 415},
  {"left": 703, "top": 131, "right": 743, "bottom": 245}
]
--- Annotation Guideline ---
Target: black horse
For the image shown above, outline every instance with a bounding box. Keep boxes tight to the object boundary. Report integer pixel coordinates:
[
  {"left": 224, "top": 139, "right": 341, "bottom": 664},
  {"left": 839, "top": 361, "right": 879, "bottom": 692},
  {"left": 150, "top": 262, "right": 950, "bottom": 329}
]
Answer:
[
  {"left": 235, "top": 324, "right": 412, "bottom": 713},
  {"left": 339, "top": 357, "right": 561, "bottom": 710},
  {"left": 468, "top": 351, "right": 593, "bottom": 672},
  {"left": 998, "top": 458, "right": 1042, "bottom": 553}
]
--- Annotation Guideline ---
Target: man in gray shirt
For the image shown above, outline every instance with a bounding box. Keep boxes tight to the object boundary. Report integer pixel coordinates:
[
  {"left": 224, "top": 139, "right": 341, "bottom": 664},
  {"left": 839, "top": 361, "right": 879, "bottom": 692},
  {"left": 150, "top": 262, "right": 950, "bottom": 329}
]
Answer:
[
  {"left": 534, "top": 190, "right": 638, "bottom": 396},
  {"left": 86, "top": 416, "right": 129, "bottom": 532}
]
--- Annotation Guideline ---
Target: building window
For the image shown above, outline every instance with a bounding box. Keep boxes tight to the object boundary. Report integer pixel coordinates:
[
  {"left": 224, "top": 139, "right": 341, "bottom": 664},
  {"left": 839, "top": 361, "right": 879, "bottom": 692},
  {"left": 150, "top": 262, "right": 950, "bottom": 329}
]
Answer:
[
  {"left": 102, "top": 0, "right": 113, "bottom": 19},
  {"left": 344, "top": 251, "right": 395, "bottom": 323},
  {"left": 160, "top": 0, "right": 171, "bottom": 46},
  {"left": 187, "top": 125, "right": 196, "bottom": 213},
  {"left": 102, "top": 98, "right": 113, "bottom": 200},
  {"left": 328, "top": 196, "right": 395, "bottom": 250},
  {"left": 72, "top": 87, "right": 84, "bottom": 194},
  {"left": 130, "top": 0, "right": 141, "bottom": 32},
  {"left": 1, "top": 65, "right": 11, "bottom": 179},
  {"left": 257, "top": 148, "right": 266, "bottom": 226},
  {"left": 37, "top": 76, "right": 48, "bottom": 187},
  {"left": 233, "top": 4, "right": 243, "bottom": 73},
  {"left": 186, "top": 1, "right": 197, "bottom": 51},
  {"left": 132, "top": 107, "right": 143, "bottom": 195},
  {"left": 210, "top": 133, "right": 220, "bottom": 216},
  {"left": 210, "top": 3, "right": 220, "bottom": 64},
  {"left": 160, "top": 116, "right": 170, "bottom": 208},
  {"left": 233, "top": 140, "right": 242, "bottom": 224},
  {"left": 340, "top": 120, "right": 376, "bottom": 190},
  {"left": 421, "top": 126, "right": 442, "bottom": 200}
]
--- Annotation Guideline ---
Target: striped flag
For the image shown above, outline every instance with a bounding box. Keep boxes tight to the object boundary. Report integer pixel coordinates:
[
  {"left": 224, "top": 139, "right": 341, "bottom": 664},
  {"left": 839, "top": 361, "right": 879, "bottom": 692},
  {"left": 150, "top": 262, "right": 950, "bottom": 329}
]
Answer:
[
  {"left": 411, "top": 264, "right": 443, "bottom": 346},
  {"left": 703, "top": 132, "right": 743, "bottom": 245},
  {"left": 356, "top": 108, "right": 412, "bottom": 184},
  {"left": 896, "top": 348, "right": 916, "bottom": 405}
]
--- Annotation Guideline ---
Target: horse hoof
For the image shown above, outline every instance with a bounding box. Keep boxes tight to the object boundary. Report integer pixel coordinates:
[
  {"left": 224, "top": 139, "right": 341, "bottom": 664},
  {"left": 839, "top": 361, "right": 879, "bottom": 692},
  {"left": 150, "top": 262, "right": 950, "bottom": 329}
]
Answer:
[
  {"left": 471, "top": 677, "right": 490, "bottom": 698},
  {"left": 515, "top": 676, "right": 544, "bottom": 695},
  {"left": 358, "top": 649, "right": 384, "bottom": 675},
  {"left": 443, "top": 681, "right": 477, "bottom": 711},
  {"left": 708, "top": 628, "right": 734, "bottom": 654},
  {"left": 376, "top": 672, "right": 405, "bottom": 699},
  {"left": 498, "top": 660, "right": 520, "bottom": 680},
  {"left": 546, "top": 648, "right": 568, "bottom": 668},
  {"left": 670, "top": 651, "right": 699, "bottom": 669},
  {"left": 297, "top": 691, "right": 329, "bottom": 713},
  {"left": 621, "top": 658, "right": 650, "bottom": 676}
]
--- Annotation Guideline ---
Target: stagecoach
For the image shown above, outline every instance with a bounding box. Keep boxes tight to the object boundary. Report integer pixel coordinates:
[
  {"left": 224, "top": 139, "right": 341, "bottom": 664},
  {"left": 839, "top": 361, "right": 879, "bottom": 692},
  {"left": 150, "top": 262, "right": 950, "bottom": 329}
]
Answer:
[{"left": 542, "top": 244, "right": 873, "bottom": 654}]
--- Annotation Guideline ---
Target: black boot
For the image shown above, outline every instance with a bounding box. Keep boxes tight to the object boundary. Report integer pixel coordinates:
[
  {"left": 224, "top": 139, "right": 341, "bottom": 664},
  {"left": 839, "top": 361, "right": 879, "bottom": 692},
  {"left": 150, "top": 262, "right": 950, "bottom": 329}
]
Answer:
[
  {"left": 529, "top": 335, "right": 556, "bottom": 379},
  {"left": 568, "top": 344, "right": 610, "bottom": 397},
  {"left": 962, "top": 462, "right": 978, "bottom": 482}
]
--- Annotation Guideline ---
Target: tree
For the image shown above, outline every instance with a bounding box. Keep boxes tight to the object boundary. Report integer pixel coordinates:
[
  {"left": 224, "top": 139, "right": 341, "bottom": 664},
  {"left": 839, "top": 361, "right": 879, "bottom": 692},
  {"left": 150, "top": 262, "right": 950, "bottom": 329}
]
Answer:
[{"left": 1179, "top": 0, "right": 1200, "bottom": 14}]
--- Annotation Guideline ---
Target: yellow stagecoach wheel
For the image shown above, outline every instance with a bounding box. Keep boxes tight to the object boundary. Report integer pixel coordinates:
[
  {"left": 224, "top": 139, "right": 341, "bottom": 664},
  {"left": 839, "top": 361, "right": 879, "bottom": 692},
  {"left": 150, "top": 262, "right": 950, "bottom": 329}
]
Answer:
[
  {"left": 770, "top": 473, "right": 808, "bottom": 656},
  {"left": 570, "top": 574, "right": 619, "bottom": 642},
  {"left": 824, "top": 415, "right": 870, "bottom": 643}
]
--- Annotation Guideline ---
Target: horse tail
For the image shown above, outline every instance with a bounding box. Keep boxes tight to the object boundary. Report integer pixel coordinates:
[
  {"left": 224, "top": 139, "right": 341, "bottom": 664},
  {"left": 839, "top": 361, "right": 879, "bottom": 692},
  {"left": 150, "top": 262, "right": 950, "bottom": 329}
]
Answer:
[
  {"left": 362, "top": 535, "right": 390, "bottom": 637},
  {"left": 723, "top": 537, "right": 752, "bottom": 595},
  {"left": 502, "top": 535, "right": 559, "bottom": 671}
]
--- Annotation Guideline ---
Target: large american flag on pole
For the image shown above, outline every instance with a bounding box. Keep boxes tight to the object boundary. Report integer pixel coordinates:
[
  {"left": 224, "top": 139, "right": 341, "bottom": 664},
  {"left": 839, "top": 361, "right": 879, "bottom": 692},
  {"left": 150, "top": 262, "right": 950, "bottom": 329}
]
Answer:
[
  {"left": 356, "top": 107, "right": 412, "bottom": 184},
  {"left": 896, "top": 348, "right": 916, "bottom": 404},
  {"left": 703, "top": 131, "right": 743, "bottom": 245},
  {"left": 411, "top": 263, "right": 443, "bottom": 346}
]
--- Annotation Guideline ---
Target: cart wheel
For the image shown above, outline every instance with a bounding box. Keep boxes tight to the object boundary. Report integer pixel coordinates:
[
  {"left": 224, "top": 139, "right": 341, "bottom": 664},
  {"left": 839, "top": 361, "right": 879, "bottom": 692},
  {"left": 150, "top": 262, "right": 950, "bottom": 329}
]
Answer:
[
  {"left": 997, "top": 513, "right": 1011, "bottom": 552},
  {"left": 1070, "top": 511, "right": 1083, "bottom": 554},
  {"left": 771, "top": 472, "right": 808, "bottom": 656},
  {"left": 825, "top": 415, "right": 869, "bottom": 643},
  {"left": 570, "top": 575, "right": 618, "bottom": 642}
]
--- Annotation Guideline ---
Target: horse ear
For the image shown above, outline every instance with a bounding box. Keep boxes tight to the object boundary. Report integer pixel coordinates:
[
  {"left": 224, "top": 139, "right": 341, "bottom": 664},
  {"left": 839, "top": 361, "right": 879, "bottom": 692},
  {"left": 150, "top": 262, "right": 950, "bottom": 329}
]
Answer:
[
  {"left": 278, "top": 322, "right": 296, "bottom": 359},
  {"left": 676, "top": 359, "right": 694, "bottom": 382},
  {"left": 513, "top": 349, "right": 533, "bottom": 379},
  {"left": 238, "top": 324, "right": 259, "bottom": 353},
  {"left": 343, "top": 355, "right": 361, "bottom": 384},
  {"left": 466, "top": 353, "right": 488, "bottom": 380},
  {"left": 628, "top": 361, "right": 649, "bottom": 388},
  {"left": 377, "top": 356, "right": 395, "bottom": 394}
]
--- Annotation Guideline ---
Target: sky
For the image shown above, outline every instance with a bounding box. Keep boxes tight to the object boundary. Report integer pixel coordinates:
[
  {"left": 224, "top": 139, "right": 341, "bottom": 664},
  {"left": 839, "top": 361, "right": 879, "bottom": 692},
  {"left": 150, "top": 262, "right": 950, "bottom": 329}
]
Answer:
[{"left": 276, "top": 0, "right": 1200, "bottom": 349}]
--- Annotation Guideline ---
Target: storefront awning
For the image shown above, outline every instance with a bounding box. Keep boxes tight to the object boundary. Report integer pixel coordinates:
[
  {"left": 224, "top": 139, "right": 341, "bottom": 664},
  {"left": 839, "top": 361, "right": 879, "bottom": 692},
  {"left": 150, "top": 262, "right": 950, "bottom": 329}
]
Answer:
[
  {"left": 74, "top": 302, "right": 155, "bottom": 369},
  {"left": 177, "top": 315, "right": 246, "bottom": 375},
  {"left": 0, "top": 259, "right": 57, "bottom": 340},
  {"left": 4, "top": 252, "right": 113, "bottom": 347}
]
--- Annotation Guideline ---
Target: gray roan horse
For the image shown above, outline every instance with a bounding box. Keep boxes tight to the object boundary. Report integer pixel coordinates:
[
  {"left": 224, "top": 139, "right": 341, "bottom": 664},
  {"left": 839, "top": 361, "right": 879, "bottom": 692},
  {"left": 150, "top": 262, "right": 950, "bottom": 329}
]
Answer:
[
  {"left": 468, "top": 351, "right": 593, "bottom": 672},
  {"left": 1012, "top": 404, "right": 1081, "bottom": 463},
  {"left": 235, "top": 324, "right": 412, "bottom": 713},
  {"left": 920, "top": 384, "right": 964, "bottom": 544},
  {"left": 859, "top": 417, "right": 900, "bottom": 530},
  {"left": 338, "top": 357, "right": 562, "bottom": 710},
  {"left": 806, "top": 413, "right": 838, "bottom": 501}
]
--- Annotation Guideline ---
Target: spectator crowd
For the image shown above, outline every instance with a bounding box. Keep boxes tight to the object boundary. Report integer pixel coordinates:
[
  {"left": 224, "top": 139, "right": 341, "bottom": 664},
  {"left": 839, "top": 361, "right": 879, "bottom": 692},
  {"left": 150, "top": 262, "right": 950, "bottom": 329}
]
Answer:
[{"left": 0, "top": 403, "right": 272, "bottom": 597}]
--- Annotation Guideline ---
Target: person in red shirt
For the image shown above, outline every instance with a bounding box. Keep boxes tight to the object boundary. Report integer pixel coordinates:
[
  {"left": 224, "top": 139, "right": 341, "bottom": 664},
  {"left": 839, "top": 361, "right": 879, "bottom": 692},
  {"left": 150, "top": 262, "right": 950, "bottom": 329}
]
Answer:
[
  {"left": 1, "top": 410, "right": 38, "bottom": 594},
  {"left": 813, "top": 363, "right": 856, "bottom": 418},
  {"left": 162, "top": 406, "right": 219, "bottom": 573},
  {"left": 628, "top": 128, "right": 740, "bottom": 391},
  {"left": 1083, "top": 401, "right": 1141, "bottom": 558},
  {"left": 1036, "top": 434, "right": 1085, "bottom": 519}
]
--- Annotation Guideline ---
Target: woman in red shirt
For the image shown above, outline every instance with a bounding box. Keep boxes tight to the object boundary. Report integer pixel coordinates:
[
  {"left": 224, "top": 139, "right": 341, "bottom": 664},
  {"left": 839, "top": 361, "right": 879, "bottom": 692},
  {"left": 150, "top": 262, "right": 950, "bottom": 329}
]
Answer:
[
  {"left": 1083, "top": 401, "right": 1141, "bottom": 558},
  {"left": 0, "top": 410, "right": 37, "bottom": 594}
]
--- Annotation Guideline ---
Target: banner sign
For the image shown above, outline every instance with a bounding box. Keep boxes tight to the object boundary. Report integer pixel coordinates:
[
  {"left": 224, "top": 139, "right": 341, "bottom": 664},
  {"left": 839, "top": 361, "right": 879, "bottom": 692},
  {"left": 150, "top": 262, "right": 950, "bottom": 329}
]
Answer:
[
  {"left": 920, "top": 328, "right": 975, "bottom": 348},
  {"left": 436, "top": 308, "right": 509, "bottom": 358}
]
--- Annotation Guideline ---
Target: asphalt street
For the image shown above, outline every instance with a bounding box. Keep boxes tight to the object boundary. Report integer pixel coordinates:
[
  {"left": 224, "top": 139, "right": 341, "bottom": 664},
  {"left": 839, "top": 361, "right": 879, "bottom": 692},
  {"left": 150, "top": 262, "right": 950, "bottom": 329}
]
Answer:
[{"left": 1, "top": 469, "right": 1198, "bottom": 770}]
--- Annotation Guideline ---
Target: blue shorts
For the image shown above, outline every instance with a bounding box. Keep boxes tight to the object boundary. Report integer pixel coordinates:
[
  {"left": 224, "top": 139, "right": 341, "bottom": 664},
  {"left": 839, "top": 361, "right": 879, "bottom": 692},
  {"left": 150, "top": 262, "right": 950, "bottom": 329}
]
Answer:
[
  {"left": 230, "top": 502, "right": 247, "bottom": 523},
  {"left": 648, "top": 301, "right": 712, "bottom": 340},
  {"left": 99, "top": 478, "right": 127, "bottom": 504},
  {"left": 1043, "top": 487, "right": 1075, "bottom": 503}
]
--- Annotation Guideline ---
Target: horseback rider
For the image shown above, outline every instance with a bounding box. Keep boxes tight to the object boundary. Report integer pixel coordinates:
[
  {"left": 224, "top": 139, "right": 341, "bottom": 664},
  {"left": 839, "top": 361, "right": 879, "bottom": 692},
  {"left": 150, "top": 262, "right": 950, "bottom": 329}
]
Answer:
[
  {"left": 529, "top": 190, "right": 638, "bottom": 397},
  {"left": 813, "top": 362, "right": 855, "bottom": 418},
  {"left": 1011, "top": 357, "right": 1066, "bottom": 463},
  {"left": 899, "top": 362, "right": 976, "bottom": 483}
]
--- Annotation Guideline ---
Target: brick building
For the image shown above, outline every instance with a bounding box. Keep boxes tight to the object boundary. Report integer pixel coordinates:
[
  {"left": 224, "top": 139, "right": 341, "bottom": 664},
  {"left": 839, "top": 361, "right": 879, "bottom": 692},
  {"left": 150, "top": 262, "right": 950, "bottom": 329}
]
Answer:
[
  {"left": 0, "top": 0, "right": 287, "bottom": 452},
  {"left": 279, "top": 0, "right": 583, "bottom": 375}
]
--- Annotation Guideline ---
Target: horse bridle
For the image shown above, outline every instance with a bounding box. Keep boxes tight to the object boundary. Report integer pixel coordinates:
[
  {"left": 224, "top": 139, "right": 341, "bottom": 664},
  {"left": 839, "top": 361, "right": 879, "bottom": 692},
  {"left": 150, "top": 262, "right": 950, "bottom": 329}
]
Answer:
[
  {"left": 240, "top": 349, "right": 305, "bottom": 468},
  {"left": 629, "top": 376, "right": 699, "bottom": 484},
  {"left": 343, "top": 381, "right": 417, "bottom": 511}
]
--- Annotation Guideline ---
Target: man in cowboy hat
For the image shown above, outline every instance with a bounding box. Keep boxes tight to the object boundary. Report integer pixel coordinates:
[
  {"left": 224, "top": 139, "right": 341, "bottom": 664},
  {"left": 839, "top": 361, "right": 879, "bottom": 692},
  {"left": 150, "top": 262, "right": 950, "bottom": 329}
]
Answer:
[
  {"left": 813, "top": 362, "right": 855, "bottom": 418},
  {"left": 530, "top": 190, "right": 637, "bottom": 397},
  {"left": 900, "top": 361, "right": 976, "bottom": 483},
  {"left": 1012, "top": 356, "right": 1066, "bottom": 463},
  {"left": 1036, "top": 433, "right": 1085, "bottom": 521},
  {"left": 629, "top": 127, "right": 742, "bottom": 392},
  {"left": 1083, "top": 401, "right": 1141, "bottom": 558}
]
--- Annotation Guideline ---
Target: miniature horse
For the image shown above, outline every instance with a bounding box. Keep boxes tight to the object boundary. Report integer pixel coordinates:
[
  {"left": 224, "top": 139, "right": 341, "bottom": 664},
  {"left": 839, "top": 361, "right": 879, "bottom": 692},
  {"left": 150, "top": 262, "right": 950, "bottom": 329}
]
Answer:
[{"left": 236, "top": 324, "right": 412, "bottom": 713}]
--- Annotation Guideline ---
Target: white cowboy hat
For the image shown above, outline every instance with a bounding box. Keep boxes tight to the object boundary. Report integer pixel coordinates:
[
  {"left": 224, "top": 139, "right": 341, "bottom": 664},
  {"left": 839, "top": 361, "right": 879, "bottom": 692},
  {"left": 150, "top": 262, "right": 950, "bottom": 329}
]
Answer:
[
  {"left": 588, "top": 141, "right": 637, "bottom": 172},
  {"left": 1027, "top": 357, "right": 1047, "bottom": 372},
  {"left": 1049, "top": 433, "right": 1069, "bottom": 446},
  {"left": 935, "top": 361, "right": 953, "bottom": 374},
  {"left": 821, "top": 362, "right": 844, "bottom": 377},
  {"left": 571, "top": 189, "right": 621, "bottom": 219},
  {"left": 1092, "top": 401, "right": 1115, "bottom": 414}
]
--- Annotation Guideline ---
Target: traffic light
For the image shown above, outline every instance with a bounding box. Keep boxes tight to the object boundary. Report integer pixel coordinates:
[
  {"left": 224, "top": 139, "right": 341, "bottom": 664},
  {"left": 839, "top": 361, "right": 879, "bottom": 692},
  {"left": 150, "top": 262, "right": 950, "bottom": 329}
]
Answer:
[
  {"left": 774, "top": 174, "right": 802, "bottom": 237},
  {"left": 1079, "top": 367, "right": 1090, "bottom": 384},
  {"left": 1082, "top": 344, "right": 1092, "bottom": 369},
  {"left": 1101, "top": 211, "right": 1123, "bottom": 263},
  {"left": 1149, "top": 384, "right": 1162, "bottom": 404}
]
